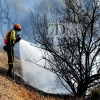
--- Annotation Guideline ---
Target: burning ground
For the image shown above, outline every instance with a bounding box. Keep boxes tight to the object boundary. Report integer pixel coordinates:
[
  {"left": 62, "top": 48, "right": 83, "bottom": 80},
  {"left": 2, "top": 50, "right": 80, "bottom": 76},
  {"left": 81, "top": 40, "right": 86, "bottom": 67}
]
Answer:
[{"left": 0, "top": 51, "right": 68, "bottom": 100}]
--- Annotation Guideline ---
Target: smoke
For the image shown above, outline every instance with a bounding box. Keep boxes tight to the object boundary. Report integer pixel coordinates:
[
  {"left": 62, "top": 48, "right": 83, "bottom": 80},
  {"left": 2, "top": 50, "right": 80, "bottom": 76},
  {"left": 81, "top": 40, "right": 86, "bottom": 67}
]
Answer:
[{"left": 20, "top": 39, "right": 67, "bottom": 93}]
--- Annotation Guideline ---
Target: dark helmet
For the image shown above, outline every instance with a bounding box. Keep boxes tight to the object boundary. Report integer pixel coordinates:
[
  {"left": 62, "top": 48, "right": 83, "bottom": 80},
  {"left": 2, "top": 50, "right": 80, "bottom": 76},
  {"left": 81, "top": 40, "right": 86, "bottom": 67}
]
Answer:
[{"left": 14, "top": 24, "right": 21, "bottom": 31}]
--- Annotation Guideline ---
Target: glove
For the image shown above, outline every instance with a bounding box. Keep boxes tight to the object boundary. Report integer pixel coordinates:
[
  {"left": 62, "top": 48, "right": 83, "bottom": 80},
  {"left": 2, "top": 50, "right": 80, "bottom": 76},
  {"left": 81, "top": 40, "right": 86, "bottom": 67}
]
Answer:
[{"left": 15, "top": 34, "right": 21, "bottom": 42}]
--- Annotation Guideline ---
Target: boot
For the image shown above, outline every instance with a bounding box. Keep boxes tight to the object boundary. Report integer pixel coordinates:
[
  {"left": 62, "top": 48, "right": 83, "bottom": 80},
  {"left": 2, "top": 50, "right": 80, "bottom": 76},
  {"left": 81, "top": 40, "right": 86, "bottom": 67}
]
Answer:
[{"left": 7, "top": 64, "right": 14, "bottom": 78}]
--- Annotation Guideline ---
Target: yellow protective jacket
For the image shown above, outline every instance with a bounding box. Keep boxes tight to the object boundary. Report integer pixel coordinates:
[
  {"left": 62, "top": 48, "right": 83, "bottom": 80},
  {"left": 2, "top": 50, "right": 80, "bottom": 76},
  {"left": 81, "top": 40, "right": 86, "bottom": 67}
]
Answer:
[
  {"left": 10, "top": 30, "right": 16, "bottom": 41},
  {"left": 5, "top": 29, "right": 17, "bottom": 46}
]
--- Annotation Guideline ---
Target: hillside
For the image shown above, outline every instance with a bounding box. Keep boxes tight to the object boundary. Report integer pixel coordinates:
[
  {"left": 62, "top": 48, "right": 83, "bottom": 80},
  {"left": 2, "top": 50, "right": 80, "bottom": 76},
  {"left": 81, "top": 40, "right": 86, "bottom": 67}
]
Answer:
[
  {"left": 0, "top": 51, "right": 67, "bottom": 100},
  {"left": 0, "top": 68, "right": 64, "bottom": 100}
]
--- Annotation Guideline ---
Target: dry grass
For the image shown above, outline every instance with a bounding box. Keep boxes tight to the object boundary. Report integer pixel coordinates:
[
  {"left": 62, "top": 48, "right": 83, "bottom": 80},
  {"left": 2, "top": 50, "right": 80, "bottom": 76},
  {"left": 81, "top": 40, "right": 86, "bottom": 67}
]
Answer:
[
  {"left": 0, "top": 75, "right": 61, "bottom": 100},
  {"left": 0, "top": 51, "right": 63, "bottom": 100},
  {"left": 0, "top": 52, "right": 8, "bottom": 67},
  {"left": 0, "top": 51, "right": 22, "bottom": 75}
]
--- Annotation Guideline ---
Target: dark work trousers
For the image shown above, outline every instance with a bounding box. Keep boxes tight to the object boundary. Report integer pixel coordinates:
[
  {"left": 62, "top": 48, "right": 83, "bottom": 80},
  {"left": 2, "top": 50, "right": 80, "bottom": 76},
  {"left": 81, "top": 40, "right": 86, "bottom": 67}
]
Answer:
[{"left": 6, "top": 45, "right": 14, "bottom": 75}]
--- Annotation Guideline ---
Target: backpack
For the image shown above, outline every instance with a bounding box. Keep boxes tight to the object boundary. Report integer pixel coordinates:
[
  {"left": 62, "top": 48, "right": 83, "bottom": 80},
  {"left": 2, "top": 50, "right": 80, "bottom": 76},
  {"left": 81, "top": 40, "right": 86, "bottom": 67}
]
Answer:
[{"left": 4, "top": 30, "right": 12, "bottom": 44}]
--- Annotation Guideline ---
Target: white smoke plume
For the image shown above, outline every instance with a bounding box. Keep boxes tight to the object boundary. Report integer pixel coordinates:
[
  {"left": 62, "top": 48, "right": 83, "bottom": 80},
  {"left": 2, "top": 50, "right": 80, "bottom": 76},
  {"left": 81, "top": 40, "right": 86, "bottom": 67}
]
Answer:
[{"left": 20, "top": 39, "right": 67, "bottom": 94}]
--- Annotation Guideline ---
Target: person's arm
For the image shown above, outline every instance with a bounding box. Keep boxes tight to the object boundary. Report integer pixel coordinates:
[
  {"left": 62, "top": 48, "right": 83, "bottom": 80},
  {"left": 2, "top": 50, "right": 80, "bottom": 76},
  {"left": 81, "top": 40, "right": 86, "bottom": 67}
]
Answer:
[{"left": 10, "top": 30, "right": 16, "bottom": 41}]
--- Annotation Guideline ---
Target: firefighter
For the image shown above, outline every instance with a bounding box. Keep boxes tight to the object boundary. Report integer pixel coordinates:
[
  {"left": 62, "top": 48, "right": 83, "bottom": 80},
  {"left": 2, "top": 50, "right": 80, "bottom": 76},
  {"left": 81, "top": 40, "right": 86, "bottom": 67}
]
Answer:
[{"left": 5, "top": 24, "right": 21, "bottom": 78}]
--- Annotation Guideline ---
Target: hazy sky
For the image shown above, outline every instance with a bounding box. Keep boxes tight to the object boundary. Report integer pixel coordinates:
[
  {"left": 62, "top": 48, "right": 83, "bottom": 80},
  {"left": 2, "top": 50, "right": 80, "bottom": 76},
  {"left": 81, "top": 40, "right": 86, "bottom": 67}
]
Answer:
[
  {"left": 1, "top": 0, "right": 63, "bottom": 39},
  {"left": 23, "top": 0, "right": 36, "bottom": 9}
]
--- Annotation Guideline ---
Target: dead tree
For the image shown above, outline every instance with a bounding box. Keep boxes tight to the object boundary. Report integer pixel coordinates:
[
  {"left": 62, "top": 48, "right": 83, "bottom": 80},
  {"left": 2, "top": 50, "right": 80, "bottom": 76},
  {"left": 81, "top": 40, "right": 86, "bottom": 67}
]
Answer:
[{"left": 30, "top": 0, "right": 100, "bottom": 99}]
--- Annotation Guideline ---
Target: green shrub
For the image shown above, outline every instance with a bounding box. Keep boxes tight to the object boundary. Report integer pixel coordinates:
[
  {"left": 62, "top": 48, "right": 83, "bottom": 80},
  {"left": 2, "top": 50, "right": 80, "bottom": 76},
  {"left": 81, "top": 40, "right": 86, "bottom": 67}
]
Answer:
[{"left": 90, "top": 87, "right": 100, "bottom": 100}]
